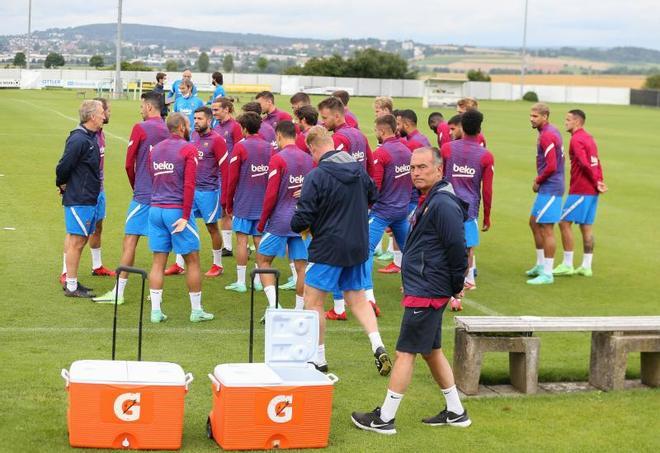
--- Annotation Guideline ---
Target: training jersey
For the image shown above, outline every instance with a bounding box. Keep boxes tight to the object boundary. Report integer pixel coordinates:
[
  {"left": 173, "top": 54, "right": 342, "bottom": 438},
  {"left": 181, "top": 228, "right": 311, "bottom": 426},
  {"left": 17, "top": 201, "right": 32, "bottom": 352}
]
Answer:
[
  {"left": 190, "top": 129, "right": 228, "bottom": 191},
  {"left": 258, "top": 122, "right": 277, "bottom": 148},
  {"left": 225, "top": 134, "right": 274, "bottom": 219},
  {"left": 169, "top": 80, "right": 198, "bottom": 99},
  {"left": 441, "top": 136, "right": 495, "bottom": 224},
  {"left": 332, "top": 123, "right": 374, "bottom": 177},
  {"left": 126, "top": 117, "right": 170, "bottom": 204},
  {"left": 535, "top": 123, "right": 565, "bottom": 196},
  {"left": 96, "top": 129, "right": 106, "bottom": 191},
  {"left": 213, "top": 118, "right": 243, "bottom": 155},
  {"left": 295, "top": 128, "right": 311, "bottom": 153},
  {"left": 371, "top": 136, "right": 413, "bottom": 220},
  {"left": 345, "top": 108, "right": 359, "bottom": 129},
  {"left": 212, "top": 85, "right": 226, "bottom": 100},
  {"left": 263, "top": 108, "right": 292, "bottom": 130},
  {"left": 407, "top": 129, "right": 431, "bottom": 148},
  {"left": 258, "top": 144, "right": 314, "bottom": 236},
  {"left": 148, "top": 134, "right": 198, "bottom": 220},
  {"left": 436, "top": 122, "right": 451, "bottom": 148},
  {"left": 568, "top": 128, "right": 604, "bottom": 195},
  {"left": 173, "top": 94, "right": 204, "bottom": 127}
]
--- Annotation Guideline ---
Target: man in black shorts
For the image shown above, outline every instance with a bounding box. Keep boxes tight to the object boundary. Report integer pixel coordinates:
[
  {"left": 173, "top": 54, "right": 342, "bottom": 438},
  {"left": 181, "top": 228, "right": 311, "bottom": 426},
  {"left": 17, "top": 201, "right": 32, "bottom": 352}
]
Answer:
[{"left": 351, "top": 146, "right": 471, "bottom": 435}]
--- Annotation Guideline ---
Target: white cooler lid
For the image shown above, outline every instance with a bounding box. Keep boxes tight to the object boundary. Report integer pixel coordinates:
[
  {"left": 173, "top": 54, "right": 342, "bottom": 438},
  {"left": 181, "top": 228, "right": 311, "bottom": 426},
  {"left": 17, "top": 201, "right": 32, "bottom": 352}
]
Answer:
[
  {"left": 214, "top": 363, "right": 283, "bottom": 386},
  {"left": 68, "top": 360, "right": 185, "bottom": 386},
  {"left": 264, "top": 309, "right": 319, "bottom": 367}
]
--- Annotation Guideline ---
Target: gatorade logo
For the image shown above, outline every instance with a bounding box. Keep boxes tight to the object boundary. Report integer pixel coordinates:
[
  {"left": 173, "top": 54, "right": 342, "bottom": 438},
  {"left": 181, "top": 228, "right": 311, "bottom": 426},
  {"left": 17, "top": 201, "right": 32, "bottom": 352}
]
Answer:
[
  {"left": 251, "top": 164, "right": 269, "bottom": 177},
  {"left": 452, "top": 163, "right": 476, "bottom": 177},
  {"left": 113, "top": 393, "right": 141, "bottom": 422},
  {"left": 267, "top": 395, "right": 293, "bottom": 424},
  {"left": 352, "top": 151, "right": 365, "bottom": 161},
  {"left": 394, "top": 164, "right": 411, "bottom": 179}
]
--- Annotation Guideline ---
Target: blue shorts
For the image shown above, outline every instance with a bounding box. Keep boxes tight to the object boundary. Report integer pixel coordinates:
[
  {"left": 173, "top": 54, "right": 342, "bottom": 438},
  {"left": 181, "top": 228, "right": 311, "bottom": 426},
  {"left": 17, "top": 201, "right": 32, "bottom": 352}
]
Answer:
[
  {"left": 64, "top": 206, "right": 97, "bottom": 237},
  {"left": 531, "top": 194, "right": 562, "bottom": 224},
  {"left": 148, "top": 207, "right": 200, "bottom": 255},
  {"left": 365, "top": 215, "right": 410, "bottom": 290},
  {"left": 258, "top": 233, "right": 310, "bottom": 260},
  {"left": 193, "top": 189, "right": 221, "bottom": 224},
  {"left": 305, "top": 261, "right": 368, "bottom": 293},
  {"left": 95, "top": 191, "right": 106, "bottom": 221},
  {"left": 232, "top": 217, "right": 262, "bottom": 236},
  {"left": 465, "top": 218, "right": 479, "bottom": 248},
  {"left": 408, "top": 202, "right": 418, "bottom": 215},
  {"left": 560, "top": 195, "right": 599, "bottom": 225},
  {"left": 125, "top": 200, "right": 150, "bottom": 236}
]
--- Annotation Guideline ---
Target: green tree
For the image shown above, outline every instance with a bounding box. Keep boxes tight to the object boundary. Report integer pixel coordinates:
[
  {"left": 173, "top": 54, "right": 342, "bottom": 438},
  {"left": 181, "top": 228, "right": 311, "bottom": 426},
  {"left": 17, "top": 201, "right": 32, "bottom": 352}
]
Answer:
[
  {"left": 44, "top": 52, "right": 65, "bottom": 68},
  {"left": 197, "top": 52, "right": 210, "bottom": 72},
  {"left": 256, "top": 57, "right": 269, "bottom": 73},
  {"left": 643, "top": 73, "right": 660, "bottom": 89},
  {"left": 467, "top": 69, "right": 491, "bottom": 82},
  {"left": 13, "top": 52, "right": 26, "bottom": 68},
  {"left": 285, "top": 50, "right": 416, "bottom": 79},
  {"left": 119, "top": 60, "right": 153, "bottom": 71},
  {"left": 222, "top": 54, "right": 234, "bottom": 72},
  {"left": 89, "top": 55, "right": 104, "bottom": 68},
  {"left": 165, "top": 59, "right": 179, "bottom": 72}
]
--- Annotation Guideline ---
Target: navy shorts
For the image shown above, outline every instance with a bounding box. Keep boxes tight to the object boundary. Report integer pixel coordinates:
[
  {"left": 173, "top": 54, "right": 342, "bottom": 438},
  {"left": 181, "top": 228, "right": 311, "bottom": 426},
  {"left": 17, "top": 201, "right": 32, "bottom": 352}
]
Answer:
[{"left": 396, "top": 304, "right": 447, "bottom": 355}]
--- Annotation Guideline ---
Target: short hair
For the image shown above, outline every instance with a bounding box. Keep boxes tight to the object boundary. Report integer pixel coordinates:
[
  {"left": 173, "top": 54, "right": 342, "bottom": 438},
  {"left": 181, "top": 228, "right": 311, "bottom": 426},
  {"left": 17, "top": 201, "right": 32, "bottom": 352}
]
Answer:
[
  {"left": 374, "top": 96, "right": 393, "bottom": 112},
  {"left": 428, "top": 112, "right": 443, "bottom": 122},
  {"left": 375, "top": 114, "right": 397, "bottom": 133},
  {"left": 413, "top": 146, "right": 443, "bottom": 167},
  {"left": 275, "top": 120, "right": 297, "bottom": 139},
  {"left": 195, "top": 106, "right": 212, "bottom": 118},
  {"left": 295, "top": 105, "right": 318, "bottom": 126},
  {"left": 317, "top": 96, "right": 344, "bottom": 114},
  {"left": 305, "top": 125, "right": 334, "bottom": 148},
  {"left": 93, "top": 97, "right": 108, "bottom": 110},
  {"left": 447, "top": 114, "right": 462, "bottom": 126},
  {"left": 166, "top": 112, "right": 188, "bottom": 133},
  {"left": 213, "top": 97, "right": 235, "bottom": 113},
  {"left": 211, "top": 71, "right": 224, "bottom": 85},
  {"left": 332, "top": 90, "right": 350, "bottom": 106},
  {"left": 398, "top": 109, "right": 418, "bottom": 125},
  {"left": 256, "top": 91, "right": 275, "bottom": 103},
  {"left": 568, "top": 109, "right": 586, "bottom": 123},
  {"left": 79, "top": 99, "right": 102, "bottom": 123},
  {"left": 457, "top": 97, "right": 479, "bottom": 110},
  {"left": 156, "top": 72, "right": 166, "bottom": 83},
  {"left": 180, "top": 79, "right": 193, "bottom": 89},
  {"left": 531, "top": 102, "right": 550, "bottom": 117},
  {"left": 242, "top": 101, "right": 262, "bottom": 115},
  {"left": 461, "top": 109, "right": 483, "bottom": 136},
  {"left": 392, "top": 109, "right": 402, "bottom": 117},
  {"left": 237, "top": 111, "right": 262, "bottom": 134},
  {"left": 141, "top": 91, "right": 162, "bottom": 110},
  {"left": 290, "top": 92, "right": 311, "bottom": 106},
  {"left": 182, "top": 68, "right": 192, "bottom": 74}
]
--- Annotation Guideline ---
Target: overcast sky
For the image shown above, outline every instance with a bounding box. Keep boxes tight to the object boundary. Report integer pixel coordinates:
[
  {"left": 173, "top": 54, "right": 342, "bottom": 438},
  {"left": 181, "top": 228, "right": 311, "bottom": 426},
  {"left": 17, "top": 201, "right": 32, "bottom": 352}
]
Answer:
[{"left": 2, "top": 0, "right": 659, "bottom": 50}]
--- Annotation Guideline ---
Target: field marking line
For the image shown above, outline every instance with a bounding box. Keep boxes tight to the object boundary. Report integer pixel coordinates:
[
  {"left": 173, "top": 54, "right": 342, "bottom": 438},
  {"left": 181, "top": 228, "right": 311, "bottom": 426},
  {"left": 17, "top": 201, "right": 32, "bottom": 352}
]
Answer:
[
  {"left": 462, "top": 297, "right": 503, "bottom": 316},
  {"left": 16, "top": 99, "right": 128, "bottom": 144}
]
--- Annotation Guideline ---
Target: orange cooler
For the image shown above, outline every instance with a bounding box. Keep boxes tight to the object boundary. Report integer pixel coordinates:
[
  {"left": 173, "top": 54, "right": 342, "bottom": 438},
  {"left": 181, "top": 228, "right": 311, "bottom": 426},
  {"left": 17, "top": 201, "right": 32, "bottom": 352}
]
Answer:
[
  {"left": 62, "top": 360, "right": 193, "bottom": 450},
  {"left": 207, "top": 309, "right": 338, "bottom": 450}
]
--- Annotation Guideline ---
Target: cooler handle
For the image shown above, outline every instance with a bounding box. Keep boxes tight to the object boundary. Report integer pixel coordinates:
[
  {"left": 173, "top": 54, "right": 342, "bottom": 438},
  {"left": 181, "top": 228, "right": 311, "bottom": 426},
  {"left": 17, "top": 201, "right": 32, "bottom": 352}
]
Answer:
[
  {"left": 249, "top": 268, "right": 280, "bottom": 363},
  {"left": 184, "top": 372, "right": 194, "bottom": 391},
  {"left": 112, "top": 266, "right": 148, "bottom": 361},
  {"left": 326, "top": 373, "right": 340, "bottom": 384},
  {"left": 61, "top": 368, "right": 70, "bottom": 388},
  {"left": 208, "top": 373, "right": 221, "bottom": 392}
]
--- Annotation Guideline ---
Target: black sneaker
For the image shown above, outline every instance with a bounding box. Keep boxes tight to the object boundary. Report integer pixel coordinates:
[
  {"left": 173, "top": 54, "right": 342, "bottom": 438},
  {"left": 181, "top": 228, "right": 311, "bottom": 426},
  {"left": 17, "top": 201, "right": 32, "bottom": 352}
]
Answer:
[
  {"left": 221, "top": 247, "right": 233, "bottom": 257},
  {"left": 351, "top": 407, "right": 396, "bottom": 435},
  {"left": 64, "top": 285, "right": 96, "bottom": 298},
  {"left": 307, "top": 361, "right": 328, "bottom": 373},
  {"left": 422, "top": 408, "right": 471, "bottom": 428},
  {"left": 374, "top": 346, "right": 392, "bottom": 377},
  {"left": 62, "top": 282, "right": 93, "bottom": 292}
]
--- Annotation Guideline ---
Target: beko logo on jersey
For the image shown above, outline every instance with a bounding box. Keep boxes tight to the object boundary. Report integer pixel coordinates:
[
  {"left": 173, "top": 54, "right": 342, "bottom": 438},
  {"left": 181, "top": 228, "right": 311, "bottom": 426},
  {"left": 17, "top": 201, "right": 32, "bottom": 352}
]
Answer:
[
  {"left": 153, "top": 161, "right": 175, "bottom": 175},
  {"left": 452, "top": 163, "right": 476, "bottom": 177},
  {"left": 394, "top": 164, "right": 411, "bottom": 179},
  {"left": 251, "top": 164, "right": 269, "bottom": 177},
  {"left": 289, "top": 175, "right": 304, "bottom": 185}
]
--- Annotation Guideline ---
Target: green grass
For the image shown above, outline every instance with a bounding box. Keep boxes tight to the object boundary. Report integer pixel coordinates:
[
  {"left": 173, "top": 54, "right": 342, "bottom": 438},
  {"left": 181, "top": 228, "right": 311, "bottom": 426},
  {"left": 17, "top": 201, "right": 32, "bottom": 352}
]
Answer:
[{"left": 0, "top": 90, "right": 659, "bottom": 452}]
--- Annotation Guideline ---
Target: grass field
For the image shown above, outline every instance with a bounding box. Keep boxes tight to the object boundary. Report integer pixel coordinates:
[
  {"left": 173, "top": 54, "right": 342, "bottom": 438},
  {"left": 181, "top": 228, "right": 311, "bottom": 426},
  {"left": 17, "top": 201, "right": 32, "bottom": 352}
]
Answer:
[{"left": 0, "top": 89, "right": 659, "bottom": 452}]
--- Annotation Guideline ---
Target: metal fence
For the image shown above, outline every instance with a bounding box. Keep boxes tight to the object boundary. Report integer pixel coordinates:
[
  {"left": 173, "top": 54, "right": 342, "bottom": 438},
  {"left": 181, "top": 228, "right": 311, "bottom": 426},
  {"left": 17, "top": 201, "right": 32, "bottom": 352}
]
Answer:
[{"left": 630, "top": 89, "right": 660, "bottom": 107}]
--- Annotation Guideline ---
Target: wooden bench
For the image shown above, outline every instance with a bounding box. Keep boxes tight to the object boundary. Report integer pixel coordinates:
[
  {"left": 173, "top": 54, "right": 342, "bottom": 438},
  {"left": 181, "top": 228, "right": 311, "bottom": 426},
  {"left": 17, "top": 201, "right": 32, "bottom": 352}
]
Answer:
[{"left": 453, "top": 316, "right": 660, "bottom": 395}]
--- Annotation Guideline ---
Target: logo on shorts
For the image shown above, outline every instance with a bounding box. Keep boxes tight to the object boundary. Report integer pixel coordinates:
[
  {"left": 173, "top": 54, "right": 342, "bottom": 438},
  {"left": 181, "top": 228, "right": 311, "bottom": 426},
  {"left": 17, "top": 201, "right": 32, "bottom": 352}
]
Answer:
[
  {"left": 113, "top": 393, "right": 141, "bottom": 422},
  {"left": 153, "top": 161, "right": 175, "bottom": 176},
  {"left": 395, "top": 164, "right": 411, "bottom": 179},
  {"left": 452, "top": 163, "right": 476, "bottom": 177},
  {"left": 267, "top": 395, "right": 293, "bottom": 424},
  {"left": 251, "top": 164, "right": 269, "bottom": 177}
]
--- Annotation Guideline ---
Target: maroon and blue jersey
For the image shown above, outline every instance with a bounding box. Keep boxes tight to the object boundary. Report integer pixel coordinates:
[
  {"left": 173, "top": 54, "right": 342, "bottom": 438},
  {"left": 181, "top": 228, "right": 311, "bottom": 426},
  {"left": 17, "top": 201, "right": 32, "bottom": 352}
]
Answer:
[
  {"left": 96, "top": 129, "right": 106, "bottom": 191},
  {"left": 441, "top": 136, "right": 494, "bottom": 224},
  {"left": 535, "top": 123, "right": 565, "bottom": 196},
  {"left": 191, "top": 129, "right": 228, "bottom": 191},
  {"left": 125, "top": 117, "right": 170, "bottom": 205},
  {"left": 345, "top": 108, "right": 359, "bottom": 129},
  {"left": 407, "top": 129, "right": 431, "bottom": 148},
  {"left": 295, "top": 129, "right": 311, "bottom": 154},
  {"left": 148, "top": 134, "right": 198, "bottom": 220},
  {"left": 568, "top": 128, "right": 603, "bottom": 195},
  {"left": 371, "top": 137, "right": 413, "bottom": 220},
  {"left": 332, "top": 123, "right": 374, "bottom": 177},
  {"left": 213, "top": 118, "right": 243, "bottom": 154},
  {"left": 225, "top": 135, "right": 274, "bottom": 220},
  {"left": 436, "top": 122, "right": 451, "bottom": 148},
  {"left": 258, "top": 144, "right": 314, "bottom": 236},
  {"left": 263, "top": 108, "right": 292, "bottom": 130},
  {"left": 258, "top": 122, "right": 277, "bottom": 148}
]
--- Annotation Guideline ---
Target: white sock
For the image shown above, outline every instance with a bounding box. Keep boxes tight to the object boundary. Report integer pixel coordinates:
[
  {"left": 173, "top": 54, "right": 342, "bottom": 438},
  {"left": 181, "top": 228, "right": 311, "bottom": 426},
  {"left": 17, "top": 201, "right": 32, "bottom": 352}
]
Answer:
[
  {"left": 66, "top": 277, "right": 77, "bottom": 292},
  {"left": 387, "top": 239, "right": 394, "bottom": 253},
  {"left": 368, "top": 331, "right": 384, "bottom": 353},
  {"left": 365, "top": 288, "right": 376, "bottom": 303},
  {"left": 380, "top": 389, "right": 404, "bottom": 422},
  {"left": 536, "top": 249, "right": 544, "bottom": 266},
  {"left": 212, "top": 249, "right": 223, "bottom": 266},
  {"left": 563, "top": 251, "right": 574, "bottom": 267},
  {"left": 334, "top": 298, "right": 345, "bottom": 315},
  {"left": 442, "top": 385, "right": 464, "bottom": 414},
  {"left": 189, "top": 291, "right": 202, "bottom": 311},
  {"left": 543, "top": 258, "right": 554, "bottom": 276},
  {"left": 91, "top": 248, "right": 102, "bottom": 269},
  {"left": 375, "top": 237, "right": 383, "bottom": 253},
  {"left": 62, "top": 253, "right": 67, "bottom": 274},
  {"left": 466, "top": 267, "right": 475, "bottom": 285},
  {"left": 264, "top": 285, "right": 277, "bottom": 308},
  {"left": 236, "top": 265, "right": 246, "bottom": 285},
  {"left": 289, "top": 262, "right": 297, "bottom": 283},
  {"left": 150, "top": 289, "right": 163, "bottom": 311},
  {"left": 295, "top": 294, "right": 305, "bottom": 310},
  {"left": 221, "top": 230, "right": 233, "bottom": 251},
  {"left": 116, "top": 277, "right": 128, "bottom": 298},
  {"left": 582, "top": 253, "right": 593, "bottom": 269},
  {"left": 254, "top": 264, "right": 262, "bottom": 286},
  {"left": 176, "top": 254, "right": 185, "bottom": 269},
  {"left": 317, "top": 344, "right": 326, "bottom": 364},
  {"left": 393, "top": 250, "right": 402, "bottom": 267}
]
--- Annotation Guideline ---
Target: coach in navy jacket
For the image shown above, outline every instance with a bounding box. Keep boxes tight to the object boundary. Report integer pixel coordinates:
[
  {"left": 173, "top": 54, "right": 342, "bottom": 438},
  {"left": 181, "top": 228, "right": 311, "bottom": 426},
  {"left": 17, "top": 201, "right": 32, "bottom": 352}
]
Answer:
[{"left": 55, "top": 125, "right": 102, "bottom": 206}]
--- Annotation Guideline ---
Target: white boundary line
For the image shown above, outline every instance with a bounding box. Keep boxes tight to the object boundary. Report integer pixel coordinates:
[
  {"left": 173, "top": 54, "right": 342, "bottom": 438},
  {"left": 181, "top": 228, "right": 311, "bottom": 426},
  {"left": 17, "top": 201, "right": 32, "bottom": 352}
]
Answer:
[{"left": 462, "top": 297, "right": 503, "bottom": 316}]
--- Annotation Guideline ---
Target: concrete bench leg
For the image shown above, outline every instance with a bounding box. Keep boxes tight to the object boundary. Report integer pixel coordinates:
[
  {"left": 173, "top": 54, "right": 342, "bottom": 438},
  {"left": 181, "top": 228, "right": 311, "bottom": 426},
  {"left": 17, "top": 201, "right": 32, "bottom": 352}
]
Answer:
[
  {"left": 454, "top": 328, "right": 483, "bottom": 395},
  {"left": 510, "top": 338, "right": 540, "bottom": 394}
]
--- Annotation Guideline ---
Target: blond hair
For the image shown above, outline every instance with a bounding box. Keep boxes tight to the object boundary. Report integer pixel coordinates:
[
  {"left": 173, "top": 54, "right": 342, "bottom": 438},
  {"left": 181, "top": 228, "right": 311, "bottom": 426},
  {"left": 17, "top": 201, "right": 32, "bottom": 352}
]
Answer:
[
  {"left": 457, "top": 97, "right": 479, "bottom": 110},
  {"left": 373, "top": 96, "right": 393, "bottom": 113},
  {"left": 531, "top": 102, "right": 550, "bottom": 117},
  {"left": 305, "top": 125, "right": 334, "bottom": 149},
  {"left": 79, "top": 100, "right": 102, "bottom": 123}
]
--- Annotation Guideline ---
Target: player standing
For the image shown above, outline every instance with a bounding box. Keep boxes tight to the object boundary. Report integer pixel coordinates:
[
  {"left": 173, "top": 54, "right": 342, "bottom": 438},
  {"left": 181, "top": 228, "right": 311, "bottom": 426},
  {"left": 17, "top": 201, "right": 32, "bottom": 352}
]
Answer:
[
  {"left": 429, "top": 112, "right": 451, "bottom": 148},
  {"left": 173, "top": 79, "right": 204, "bottom": 128},
  {"left": 290, "top": 92, "right": 311, "bottom": 114},
  {"left": 242, "top": 101, "right": 276, "bottom": 146},
  {"left": 396, "top": 109, "right": 431, "bottom": 147},
  {"left": 293, "top": 105, "right": 318, "bottom": 154},
  {"left": 169, "top": 69, "right": 197, "bottom": 100},
  {"left": 332, "top": 90, "right": 359, "bottom": 128},
  {"left": 456, "top": 98, "right": 486, "bottom": 146},
  {"left": 256, "top": 91, "right": 292, "bottom": 130}
]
